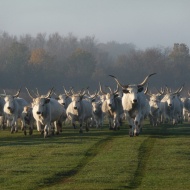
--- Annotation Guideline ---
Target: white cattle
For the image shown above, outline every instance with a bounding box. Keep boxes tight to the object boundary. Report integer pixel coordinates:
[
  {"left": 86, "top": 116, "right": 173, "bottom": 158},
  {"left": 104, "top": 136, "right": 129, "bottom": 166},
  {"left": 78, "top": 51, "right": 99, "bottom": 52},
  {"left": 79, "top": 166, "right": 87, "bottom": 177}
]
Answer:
[
  {"left": 100, "top": 84, "right": 123, "bottom": 130},
  {"left": 160, "top": 86, "right": 183, "bottom": 124},
  {"left": 26, "top": 88, "right": 67, "bottom": 138},
  {"left": 181, "top": 96, "right": 190, "bottom": 121},
  {"left": 145, "top": 88, "right": 162, "bottom": 126},
  {"left": 3, "top": 89, "right": 29, "bottom": 133},
  {"left": 91, "top": 100, "right": 103, "bottom": 128},
  {"left": 57, "top": 94, "right": 71, "bottom": 109},
  {"left": 66, "top": 90, "right": 92, "bottom": 133},
  {"left": 109, "top": 73, "right": 156, "bottom": 136}
]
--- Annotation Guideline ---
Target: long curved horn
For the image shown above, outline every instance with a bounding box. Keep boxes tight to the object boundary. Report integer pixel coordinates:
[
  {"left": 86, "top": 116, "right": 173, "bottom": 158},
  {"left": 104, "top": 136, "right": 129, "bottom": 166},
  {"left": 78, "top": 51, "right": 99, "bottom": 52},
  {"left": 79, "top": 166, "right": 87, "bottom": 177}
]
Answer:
[
  {"left": 3, "top": 89, "right": 6, "bottom": 95},
  {"left": 178, "top": 84, "right": 184, "bottom": 93},
  {"left": 45, "top": 87, "right": 54, "bottom": 98},
  {"left": 113, "top": 84, "right": 119, "bottom": 95},
  {"left": 25, "top": 87, "right": 35, "bottom": 99},
  {"left": 13, "top": 88, "right": 21, "bottom": 97},
  {"left": 155, "top": 87, "right": 164, "bottom": 95},
  {"left": 109, "top": 75, "right": 128, "bottom": 89},
  {"left": 36, "top": 88, "right": 40, "bottom": 96},
  {"left": 144, "top": 83, "right": 151, "bottom": 95},
  {"left": 106, "top": 86, "right": 113, "bottom": 94},
  {"left": 99, "top": 82, "right": 107, "bottom": 95},
  {"left": 138, "top": 73, "right": 156, "bottom": 87},
  {"left": 63, "top": 86, "right": 72, "bottom": 96},
  {"left": 173, "top": 84, "right": 184, "bottom": 95}
]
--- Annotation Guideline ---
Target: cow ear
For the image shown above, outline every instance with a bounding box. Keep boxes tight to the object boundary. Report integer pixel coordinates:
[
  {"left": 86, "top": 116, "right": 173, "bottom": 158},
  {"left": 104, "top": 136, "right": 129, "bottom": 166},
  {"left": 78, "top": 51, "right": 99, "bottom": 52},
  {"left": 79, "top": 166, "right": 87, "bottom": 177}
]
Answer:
[
  {"left": 122, "top": 89, "right": 129, "bottom": 94},
  {"left": 138, "top": 87, "right": 144, "bottom": 92},
  {"left": 45, "top": 98, "right": 50, "bottom": 104}
]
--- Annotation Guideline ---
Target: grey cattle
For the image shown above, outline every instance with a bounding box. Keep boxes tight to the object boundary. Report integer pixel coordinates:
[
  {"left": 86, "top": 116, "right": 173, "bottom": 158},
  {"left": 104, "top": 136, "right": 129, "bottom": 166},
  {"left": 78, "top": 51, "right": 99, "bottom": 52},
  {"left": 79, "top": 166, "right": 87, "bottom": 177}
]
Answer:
[
  {"left": 2, "top": 89, "right": 29, "bottom": 133},
  {"left": 100, "top": 84, "right": 123, "bottom": 130},
  {"left": 109, "top": 73, "right": 156, "bottom": 136},
  {"left": 26, "top": 88, "right": 67, "bottom": 138},
  {"left": 21, "top": 106, "right": 35, "bottom": 135},
  {"left": 160, "top": 86, "right": 183, "bottom": 125},
  {"left": 0, "top": 95, "right": 6, "bottom": 129},
  {"left": 66, "top": 90, "right": 92, "bottom": 133}
]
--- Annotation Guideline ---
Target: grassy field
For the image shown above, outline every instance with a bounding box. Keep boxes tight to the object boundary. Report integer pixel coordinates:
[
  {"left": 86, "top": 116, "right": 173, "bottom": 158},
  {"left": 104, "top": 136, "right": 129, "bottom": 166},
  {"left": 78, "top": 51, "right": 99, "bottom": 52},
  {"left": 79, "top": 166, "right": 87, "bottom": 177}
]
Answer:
[{"left": 0, "top": 121, "right": 190, "bottom": 190}]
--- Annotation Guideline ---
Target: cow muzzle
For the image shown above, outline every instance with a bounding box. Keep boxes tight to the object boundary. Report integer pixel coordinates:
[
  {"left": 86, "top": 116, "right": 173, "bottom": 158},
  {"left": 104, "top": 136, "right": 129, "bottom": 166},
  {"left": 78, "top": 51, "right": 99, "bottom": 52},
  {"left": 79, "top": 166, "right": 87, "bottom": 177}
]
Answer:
[
  {"left": 133, "top": 99, "right": 137, "bottom": 103},
  {"left": 36, "top": 111, "right": 42, "bottom": 115},
  {"left": 7, "top": 107, "right": 14, "bottom": 113},
  {"left": 74, "top": 107, "right": 78, "bottom": 110}
]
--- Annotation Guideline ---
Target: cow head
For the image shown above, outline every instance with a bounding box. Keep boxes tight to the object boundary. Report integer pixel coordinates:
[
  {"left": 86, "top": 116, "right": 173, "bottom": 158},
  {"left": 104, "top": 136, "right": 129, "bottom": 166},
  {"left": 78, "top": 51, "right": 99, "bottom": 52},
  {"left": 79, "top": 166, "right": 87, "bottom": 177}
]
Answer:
[
  {"left": 58, "top": 94, "right": 69, "bottom": 107},
  {"left": 99, "top": 82, "right": 118, "bottom": 110},
  {"left": 65, "top": 89, "right": 86, "bottom": 112},
  {"left": 26, "top": 87, "right": 53, "bottom": 116},
  {"left": 109, "top": 73, "right": 156, "bottom": 104},
  {"left": 162, "top": 85, "right": 184, "bottom": 108},
  {"left": 92, "top": 101, "right": 102, "bottom": 114},
  {"left": 3, "top": 89, "right": 21, "bottom": 114}
]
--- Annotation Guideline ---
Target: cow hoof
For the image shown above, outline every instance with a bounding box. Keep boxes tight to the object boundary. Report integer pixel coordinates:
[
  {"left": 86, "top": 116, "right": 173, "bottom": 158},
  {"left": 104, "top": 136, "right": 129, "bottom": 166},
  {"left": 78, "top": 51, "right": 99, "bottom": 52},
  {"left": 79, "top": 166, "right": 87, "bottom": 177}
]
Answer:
[
  {"left": 86, "top": 128, "right": 89, "bottom": 132},
  {"left": 29, "top": 130, "right": 33, "bottom": 135},
  {"left": 24, "top": 131, "right": 27, "bottom": 136},
  {"left": 56, "top": 131, "right": 59, "bottom": 135}
]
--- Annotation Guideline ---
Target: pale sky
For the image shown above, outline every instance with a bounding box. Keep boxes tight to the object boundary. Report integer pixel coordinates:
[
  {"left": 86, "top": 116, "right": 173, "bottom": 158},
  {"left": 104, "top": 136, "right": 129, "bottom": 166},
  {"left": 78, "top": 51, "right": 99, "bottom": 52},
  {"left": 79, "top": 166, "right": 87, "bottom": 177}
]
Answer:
[{"left": 0, "top": 0, "right": 190, "bottom": 49}]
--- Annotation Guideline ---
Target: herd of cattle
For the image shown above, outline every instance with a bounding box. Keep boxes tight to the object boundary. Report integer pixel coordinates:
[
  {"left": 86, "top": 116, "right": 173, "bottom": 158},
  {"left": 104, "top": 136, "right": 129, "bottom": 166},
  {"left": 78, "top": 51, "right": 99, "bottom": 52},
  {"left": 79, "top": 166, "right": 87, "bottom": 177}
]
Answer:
[{"left": 0, "top": 73, "right": 189, "bottom": 138}]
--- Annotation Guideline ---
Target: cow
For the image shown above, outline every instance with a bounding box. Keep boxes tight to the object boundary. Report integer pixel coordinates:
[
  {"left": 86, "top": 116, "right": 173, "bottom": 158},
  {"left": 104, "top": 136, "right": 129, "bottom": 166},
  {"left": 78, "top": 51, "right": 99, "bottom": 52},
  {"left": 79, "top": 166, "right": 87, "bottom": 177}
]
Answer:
[
  {"left": 109, "top": 73, "right": 156, "bottom": 136},
  {"left": 0, "top": 94, "right": 6, "bottom": 129},
  {"left": 100, "top": 83, "right": 123, "bottom": 130},
  {"left": 181, "top": 95, "right": 190, "bottom": 121},
  {"left": 145, "top": 87, "right": 162, "bottom": 126},
  {"left": 66, "top": 90, "right": 93, "bottom": 133},
  {"left": 26, "top": 88, "right": 67, "bottom": 138},
  {"left": 2, "top": 89, "right": 29, "bottom": 133},
  {"left": 86, "top": 90, "right": 104, "bottom": 129},
  {"left": 160, "top": 85, "right": 184, "bottom": 125},
  {"left": 21, "top": 106, "right": 35, "bottom": 135}
]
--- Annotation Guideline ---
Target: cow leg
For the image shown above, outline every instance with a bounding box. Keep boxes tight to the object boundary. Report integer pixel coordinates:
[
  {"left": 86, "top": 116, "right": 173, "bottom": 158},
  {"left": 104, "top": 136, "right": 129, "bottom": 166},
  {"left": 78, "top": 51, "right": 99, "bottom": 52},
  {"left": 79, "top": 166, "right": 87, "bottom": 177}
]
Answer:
[
  {"left": 36, "top": 121, "right": 42, "bottom": 132},
  {"left": 79, "top": 122, "right": 83, "bottom": 133},
  {"left": 85, "top": 121, "right": 89, "bottom": 132},
  {"left": 126, "top": 114, "right": 134, "bottom": 137},
  {"left": 44, "top": 123, "right": 51, "bottom": 138}
]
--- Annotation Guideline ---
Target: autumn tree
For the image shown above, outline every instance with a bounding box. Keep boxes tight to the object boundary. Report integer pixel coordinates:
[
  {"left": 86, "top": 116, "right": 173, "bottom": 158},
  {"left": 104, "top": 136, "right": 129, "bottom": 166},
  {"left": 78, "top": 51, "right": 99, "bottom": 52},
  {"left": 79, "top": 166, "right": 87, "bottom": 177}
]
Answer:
[{"left": 66, "top": 48, "right": 96, "bottom": 79}]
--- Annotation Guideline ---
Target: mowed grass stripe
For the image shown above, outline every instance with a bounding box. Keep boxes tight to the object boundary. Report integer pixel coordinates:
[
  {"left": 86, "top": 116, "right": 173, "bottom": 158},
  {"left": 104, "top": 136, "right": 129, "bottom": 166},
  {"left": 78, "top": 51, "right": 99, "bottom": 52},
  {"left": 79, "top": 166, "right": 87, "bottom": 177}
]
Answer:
[
  {"left": 127, "top": 137, "right": 156, "bottom": 189},
  {"left": 137, "top": 125, "right": 190, "bottom": 190},
  {"left": 37, "top": 134, "right": 114, "bottom": 190}
]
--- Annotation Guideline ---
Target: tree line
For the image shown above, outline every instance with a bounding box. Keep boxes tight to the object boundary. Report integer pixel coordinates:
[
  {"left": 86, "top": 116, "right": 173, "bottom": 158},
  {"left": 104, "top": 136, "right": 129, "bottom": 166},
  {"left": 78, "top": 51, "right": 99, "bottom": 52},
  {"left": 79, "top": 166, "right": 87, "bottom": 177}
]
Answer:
[{"left": 0, "top": 31, "right": 189, "bottom": 97}]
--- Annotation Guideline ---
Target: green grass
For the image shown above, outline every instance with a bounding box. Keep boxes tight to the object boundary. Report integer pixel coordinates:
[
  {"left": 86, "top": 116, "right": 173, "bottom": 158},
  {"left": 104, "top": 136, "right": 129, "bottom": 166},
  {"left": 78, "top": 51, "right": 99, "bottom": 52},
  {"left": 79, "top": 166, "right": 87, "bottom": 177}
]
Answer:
[{"left": 0, "top": 121, "right": 190, "bottom": 190}]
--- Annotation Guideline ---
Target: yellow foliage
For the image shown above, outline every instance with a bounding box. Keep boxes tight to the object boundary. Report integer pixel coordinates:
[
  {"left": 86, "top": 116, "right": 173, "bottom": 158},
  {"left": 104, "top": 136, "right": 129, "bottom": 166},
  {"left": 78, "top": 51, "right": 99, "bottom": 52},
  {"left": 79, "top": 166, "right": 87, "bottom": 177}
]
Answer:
[{"left": 29, "top": 48, "right": 46, "bottom": 64}]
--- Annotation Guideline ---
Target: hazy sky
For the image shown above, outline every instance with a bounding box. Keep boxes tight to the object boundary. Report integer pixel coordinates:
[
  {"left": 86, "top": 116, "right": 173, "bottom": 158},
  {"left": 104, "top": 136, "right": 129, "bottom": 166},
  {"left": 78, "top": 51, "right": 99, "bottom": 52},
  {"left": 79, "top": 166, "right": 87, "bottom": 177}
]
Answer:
[{"left": 0, "top": 0, "right": 190, "bottom": 49}]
